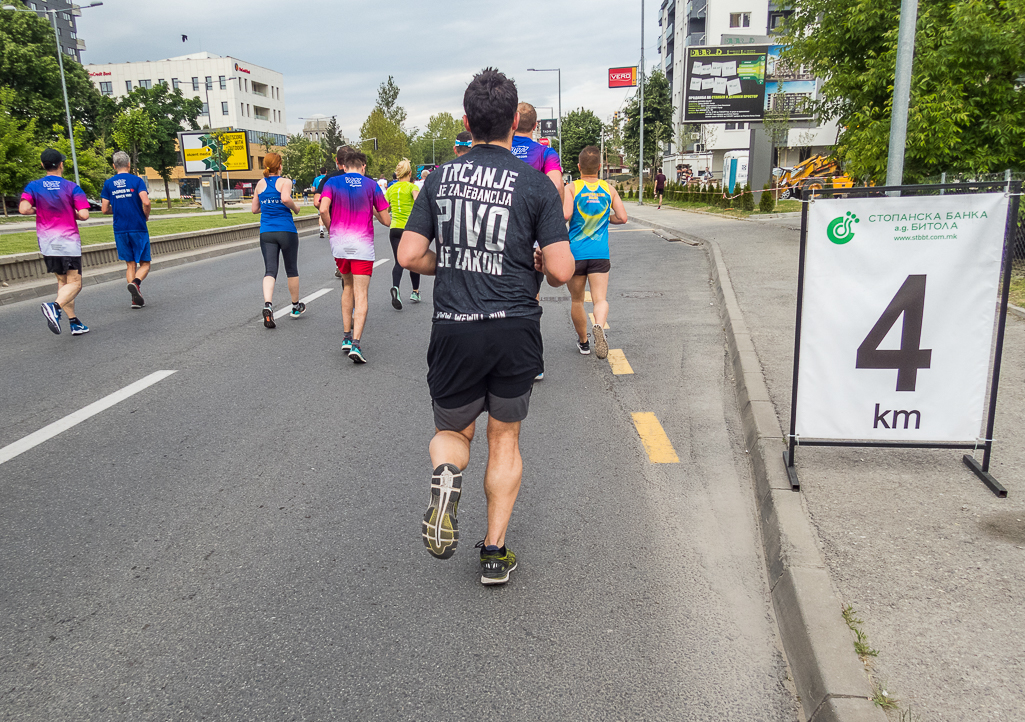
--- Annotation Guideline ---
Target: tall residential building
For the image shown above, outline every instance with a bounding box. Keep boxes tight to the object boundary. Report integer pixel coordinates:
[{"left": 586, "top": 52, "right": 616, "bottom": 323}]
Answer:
[
  {"left": 25, "top": 0, "right": 85, "bottom": 61},
  {"left": 659, "top": 0, "right": 837, "bottom": 176},
  {"left": 84, "top": 52, "right": 289, "bottom": 148}
]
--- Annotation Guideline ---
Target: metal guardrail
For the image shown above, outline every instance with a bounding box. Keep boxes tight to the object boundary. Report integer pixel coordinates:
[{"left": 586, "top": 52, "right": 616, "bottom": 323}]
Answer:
[{"left": 0, "top": 215, "right": 319, "bottom": 286}]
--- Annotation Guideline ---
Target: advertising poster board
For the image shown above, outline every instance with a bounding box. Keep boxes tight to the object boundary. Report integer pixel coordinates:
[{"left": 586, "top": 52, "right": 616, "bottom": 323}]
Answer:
[
  {"left": 764, "top": 45, "right": 816, "bottom": 120},
  {"left": 794, "top": 193, "right": 1009, "bottom": 443},
  {"left": 178, "top": 130, "right": 251, "bottom": 174},
  {"left": 682, "top": 45, "right": 768, "bottom": 123},
  {"left": 538, "top": 119, "right": 558, "bottom": 138},
  {"left": 608, "top": 66, "right": 638, "bottom": 88}
]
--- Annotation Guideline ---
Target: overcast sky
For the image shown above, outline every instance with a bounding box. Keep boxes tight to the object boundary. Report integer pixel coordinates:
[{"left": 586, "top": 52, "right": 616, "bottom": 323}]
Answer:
[{"left": 77, "top": 0, "right": 663, "bottom": 138}]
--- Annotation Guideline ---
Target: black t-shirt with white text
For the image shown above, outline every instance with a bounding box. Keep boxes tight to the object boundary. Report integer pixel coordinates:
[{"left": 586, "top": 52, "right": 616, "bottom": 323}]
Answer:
[{"left": 404, "top": 143, "right": 568, "bottom": 323}]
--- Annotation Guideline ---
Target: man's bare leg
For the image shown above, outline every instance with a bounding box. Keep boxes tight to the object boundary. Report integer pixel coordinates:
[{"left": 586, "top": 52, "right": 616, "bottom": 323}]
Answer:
[
  {"left": 424, "top": 420, "right": 476, "bottom": 559},
  {"left": 125, "top": 261, "right": 137, "bottom": 286},
  {"left": 135, "top": 261, "right": 150, "bottom": 282},
  {"left": 340, "top": 273, "right": 355, "bottom": 333},
  {"left": 588, "top": 272, "right": 610, "bottom": 359},
  {"left": 482, "top": 417, "right": 522, "bottom": 548},
  {"left": 351, "top": 274, "right": 370, "bottom": 339},
  {"left": 568, "top": 275, "right": 588, "bottom": 343},
  {"left": 55, "top": 271, "right": 82, "bottom": 317}
]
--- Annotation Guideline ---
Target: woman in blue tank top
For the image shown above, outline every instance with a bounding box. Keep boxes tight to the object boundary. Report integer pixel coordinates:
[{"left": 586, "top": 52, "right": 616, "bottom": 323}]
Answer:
[{"left": 251, "top": 152, "right": 303, "bottom": 328}]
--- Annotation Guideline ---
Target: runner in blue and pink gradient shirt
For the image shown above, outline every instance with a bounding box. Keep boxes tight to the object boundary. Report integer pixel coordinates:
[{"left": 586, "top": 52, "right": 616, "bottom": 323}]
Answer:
[
  {"left": 318, "top": 146, "right": 391, "bottom": 364},
  {"left": 19, "top": 149, "right": 92, "bottom": 336},
  {"left": 511, "top": 102, "right": 564, "bottom": 193}
]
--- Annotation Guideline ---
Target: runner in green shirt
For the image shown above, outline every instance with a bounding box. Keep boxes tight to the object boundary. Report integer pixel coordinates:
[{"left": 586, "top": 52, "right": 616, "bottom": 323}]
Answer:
[{"left": 384, "top": 158, "right": 421, "bottom": 309}]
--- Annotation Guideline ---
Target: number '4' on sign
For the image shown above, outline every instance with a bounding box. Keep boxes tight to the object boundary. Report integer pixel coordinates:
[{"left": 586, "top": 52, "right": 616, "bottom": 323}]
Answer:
[{"left": 856, "top": 275, "right": 933, "bottom": 392}]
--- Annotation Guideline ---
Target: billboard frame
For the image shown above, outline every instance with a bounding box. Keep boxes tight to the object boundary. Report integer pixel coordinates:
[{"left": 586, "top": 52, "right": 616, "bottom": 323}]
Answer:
[{"left": 177, "top": 128, "right": 252, "bottom": 176}]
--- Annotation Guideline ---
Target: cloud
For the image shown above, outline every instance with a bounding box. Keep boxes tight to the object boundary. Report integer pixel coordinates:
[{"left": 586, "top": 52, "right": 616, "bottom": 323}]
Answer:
[{"left": 77, "top": 0, "right": 664, "bottom": 136}]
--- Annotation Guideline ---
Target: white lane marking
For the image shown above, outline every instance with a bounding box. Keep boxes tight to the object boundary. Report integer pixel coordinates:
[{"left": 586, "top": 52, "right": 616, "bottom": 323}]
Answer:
[
  {"left": 273, "top": 287, "right": 333, "bottom": 319},
  {"left": 373, "top": 259, "right": 389, "bottom": 268},
  {"left": 0, "top": 370, "right": 177, "bottom": 466}
]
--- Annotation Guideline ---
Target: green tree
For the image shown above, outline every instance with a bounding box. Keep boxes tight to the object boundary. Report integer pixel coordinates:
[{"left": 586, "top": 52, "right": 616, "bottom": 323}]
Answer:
[
  {"left": 320, "top": 115, "right": 346, "bottom": 158},
  {"left": 0, "top": 87, "right": 39, "bottom": 216},
  {"left": 281, "top": 133, "right": 324, "bottom": 191},
  {"left": 782, "top": 0, "right": 1025, "bottom": 182},
  {"left": 111, "top": 107, "right": 157, "bottom": 174},
  {"left": 359, "top": 107, "right": 410, "bottom": 179},
  {"left": 409, "top": 112, "right": 464, "bottom": 168},
  {"left": 52, "top": 122, "right": 111, "bottom": 198},
  {"left": 118, "top": 84, "right": 202, "bottom": 210},
  {"left": 376, "top": 75, "right": 407, "bottom": 128},
  {"left": 623, "top": 68, "right": 674, "bottom": 175},
  {"left": 560, "top": 108, "right": 603, "bottom": 180},
  {"left": 0, "top": 1, "right": 107, "bottom": 143},
  {"left": 206, "top": 130, "right": 235, "bottom": 218}
]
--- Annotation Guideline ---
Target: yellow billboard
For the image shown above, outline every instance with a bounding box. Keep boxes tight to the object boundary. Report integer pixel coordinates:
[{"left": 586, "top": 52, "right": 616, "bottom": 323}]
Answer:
[{"left": 179, "top": 130, "right": 251, "bottom": 173}]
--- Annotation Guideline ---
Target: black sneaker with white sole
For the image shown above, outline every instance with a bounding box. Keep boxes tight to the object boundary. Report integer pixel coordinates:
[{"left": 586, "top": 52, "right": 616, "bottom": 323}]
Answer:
[
  {"left": 577, "top": 339, "right": 591, "bottom": 355},
  {"left": 476, "top": 541, "right": 517, "bottom": 585},
  {"left": 423, "top": 463, "right": 462, "bottom": 558},
  {"left": 262, "top": 305, "right": 275, "bottom": 329},
  {"left": 390, "top": 286, "right": 402, "bottom": 310}
]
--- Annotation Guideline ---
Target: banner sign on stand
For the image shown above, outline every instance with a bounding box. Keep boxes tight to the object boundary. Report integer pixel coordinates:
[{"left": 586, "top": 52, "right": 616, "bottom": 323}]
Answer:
[
  {"left": 538, "top": 119, "right": 558, "bottom": 138},
  {"left": 682, "top": 45, "right": 768, "bottom": 123},
  {"left": 786, "top": 183, "right": 1020, "bottom": 497}
]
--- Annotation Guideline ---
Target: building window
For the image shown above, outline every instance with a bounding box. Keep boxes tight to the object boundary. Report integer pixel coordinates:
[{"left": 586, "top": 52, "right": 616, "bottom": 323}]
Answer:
[
  {"left": 192, "top": 77, "right": 199, "bottom": 91},
  {"left": 219, "top": 75, "right": 226, "bottom": 90},
  {"left": 158, "top": 78, "right": 165, "bottom": 86},
  {"left": 244, "top": 79, "right": 249, "bottom": 92},
  {"left": 172, "top": 78, "right": 180, "bottom": 89},
  {"left": 139, "top": 79, "right": 152, "bottom": 89},
  {"left": 99, "top": 81, "right": 113, "bottom": 96},
  {"left": 221, "top": 101, "right": 229, "bottom": 115},
  {"left": 258, "top": 156, "right": 264, "bottom": 169},
  {"left": 201, "top": 102, "right": 209, "bottom": 116},
  {"left": 56, "top": 26, "right": 61, "bottom": 36},
  {"left": 724, "top": 122, "right": 747, "bottom": 130},
  {"left": 729, "top": 12, "right": 751, "bottom": 28},
  {"left": 241, "top": 102, "right": 245, "bottom": 116},
  {"left": 125, "top": 80, "right": 133, "bottom": 92},
  {"left": 61, "top": 11, "right": 71, "bottom": 20},
  {"left": 205, "top": 76, "right": 212, "bottom": 90},
  {"left": 69, "top": 31, "right": 76, "bottom": 39}
]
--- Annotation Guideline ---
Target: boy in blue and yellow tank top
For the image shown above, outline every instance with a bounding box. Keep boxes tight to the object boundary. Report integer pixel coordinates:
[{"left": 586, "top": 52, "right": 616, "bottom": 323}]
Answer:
[{"left": 562, "top": 146, "right": 628, "bottom": 359}]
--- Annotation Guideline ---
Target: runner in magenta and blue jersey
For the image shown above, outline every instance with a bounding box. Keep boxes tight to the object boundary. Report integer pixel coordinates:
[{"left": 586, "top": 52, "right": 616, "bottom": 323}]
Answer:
[
  {"left": 19, "top": 149, "right": 91, "bottom": 336},
  {"left": 511, "top": 102, "right": 563, "bottom": 193},
  {"left": 318, "top": 146, "right": 390, "bottom": 363}
]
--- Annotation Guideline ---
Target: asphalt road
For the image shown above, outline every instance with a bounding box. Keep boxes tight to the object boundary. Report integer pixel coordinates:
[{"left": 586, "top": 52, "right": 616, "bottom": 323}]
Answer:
[{"left": 0, "top": 222, "right": 799, "bottom": 720}]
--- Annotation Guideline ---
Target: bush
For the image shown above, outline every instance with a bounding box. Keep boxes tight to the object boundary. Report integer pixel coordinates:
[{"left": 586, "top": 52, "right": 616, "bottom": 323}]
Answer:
[
  {"left": 759, "top": 182, "right": 776, "bottom": 213},
  {"left": 741, "top": 183, "right": 755, "bottom": 211}
]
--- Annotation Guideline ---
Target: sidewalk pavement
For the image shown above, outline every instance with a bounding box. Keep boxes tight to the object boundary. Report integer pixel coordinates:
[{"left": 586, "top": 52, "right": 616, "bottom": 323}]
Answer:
[{"left": 629, "top": 202, "right": 1025, "bottom": 721}]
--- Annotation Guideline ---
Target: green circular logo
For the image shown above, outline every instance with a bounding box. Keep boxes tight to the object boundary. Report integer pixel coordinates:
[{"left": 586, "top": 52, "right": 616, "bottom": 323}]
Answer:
[{"left": 826, "top": 211, "right": 859, "bottom": 244}]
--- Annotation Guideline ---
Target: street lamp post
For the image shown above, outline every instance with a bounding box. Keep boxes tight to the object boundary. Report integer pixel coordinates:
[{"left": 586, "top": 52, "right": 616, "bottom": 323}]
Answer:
[
  {"left": 527, "top": 68, "right": 561, "bottom": 159},
  {"left": 430, "top": 137, "right": 440, "bottom": 165},
  {"left": 2, "top": 2, "right": 104, "bottom": 186}
]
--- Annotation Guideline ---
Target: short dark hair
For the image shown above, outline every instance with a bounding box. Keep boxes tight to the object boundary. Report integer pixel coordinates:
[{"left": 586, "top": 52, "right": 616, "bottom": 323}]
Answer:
[
  {"left": 341, "top": 147, "right": 367, "bottom": 169},
  {"left": 335, "top": 145, "right": 353, "bottom": 165},
  {"left": 578, "top": 146, "right": 601, "bottom": 175},
  {"left": 516, "top": 103, "right": 536, "bottom": 133},
  {"left": 463, "top": 67, "right": 518, "bottom": 143}
]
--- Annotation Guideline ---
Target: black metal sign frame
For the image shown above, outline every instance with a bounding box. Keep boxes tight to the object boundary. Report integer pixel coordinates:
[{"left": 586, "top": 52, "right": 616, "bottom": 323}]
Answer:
[{"left": 785, "top": 181, "right": 1021, "bottom": 497}]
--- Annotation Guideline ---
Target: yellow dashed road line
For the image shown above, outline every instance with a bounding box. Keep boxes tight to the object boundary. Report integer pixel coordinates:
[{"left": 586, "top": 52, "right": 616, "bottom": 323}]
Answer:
[
  {"left": 631, "top": 412, "right": 680, "bottom": 463},
  {"left": 588, "top": 313, "right": 610, "bottom": 330},
  {"left": 607, "top": 349, "right": 633, "bottom": 375}
]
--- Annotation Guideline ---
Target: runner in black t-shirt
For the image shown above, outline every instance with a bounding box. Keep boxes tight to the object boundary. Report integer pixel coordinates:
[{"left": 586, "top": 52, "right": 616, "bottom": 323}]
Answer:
[
  {"left": 399, "top": 67, "right": 575, "bottom": 585},
  {"left": 655, "top": 170, "right": 667, "bottom": 209}
]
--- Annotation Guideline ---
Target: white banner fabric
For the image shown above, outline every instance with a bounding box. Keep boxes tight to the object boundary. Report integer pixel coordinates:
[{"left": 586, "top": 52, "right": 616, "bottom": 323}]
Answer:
[{"left": 795, "top": 192, "right": 1009, "bottom": 441}]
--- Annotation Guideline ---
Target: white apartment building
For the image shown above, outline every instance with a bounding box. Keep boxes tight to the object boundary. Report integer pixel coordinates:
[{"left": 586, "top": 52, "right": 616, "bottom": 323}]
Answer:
[
  {"left": 85, "top": 52, "right": 288, "bottom": 147},
  {"left": 659, "top": 0, "right": 837, "bottom": 177}
]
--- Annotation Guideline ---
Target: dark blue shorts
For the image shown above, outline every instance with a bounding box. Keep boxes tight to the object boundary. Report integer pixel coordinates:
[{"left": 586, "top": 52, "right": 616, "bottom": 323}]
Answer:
[{"left": 114, "top": 231, "right": 151, "bottom": 263}]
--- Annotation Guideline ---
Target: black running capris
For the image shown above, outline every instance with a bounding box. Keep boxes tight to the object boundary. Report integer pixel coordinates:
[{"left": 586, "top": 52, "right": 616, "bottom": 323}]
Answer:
[{"left": 261, "top": 231, "right": 299, "bottom": 278}]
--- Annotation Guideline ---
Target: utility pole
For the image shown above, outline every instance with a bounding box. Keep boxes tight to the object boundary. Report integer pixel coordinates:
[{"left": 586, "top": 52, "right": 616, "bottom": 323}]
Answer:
[
  {"left": 638, "top": 0, "right": 645, "bottom": 205},
  {"left": 885, "top": 0, "right": 919, "bottom": 190}
]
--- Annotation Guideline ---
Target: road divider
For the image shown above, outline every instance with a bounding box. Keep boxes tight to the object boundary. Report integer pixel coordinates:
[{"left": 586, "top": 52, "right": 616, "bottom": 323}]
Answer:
[
  {"left": 631, "top": 412, "right": 680, "bottom": 463},
  {"left": 0, "top": 370, "right": 177, "bottom": 466},
  {"left": 606, "top": 349, "right": 634, "bottom": 375}
]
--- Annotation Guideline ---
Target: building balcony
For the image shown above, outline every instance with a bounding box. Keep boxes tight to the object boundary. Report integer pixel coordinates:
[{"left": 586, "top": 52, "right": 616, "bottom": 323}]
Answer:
[
  {"left": 685, "top": 32, "right": 706, "bottom": 47},
  {"left": 686, "top": 0, "right": 706, "bottom": 19}
]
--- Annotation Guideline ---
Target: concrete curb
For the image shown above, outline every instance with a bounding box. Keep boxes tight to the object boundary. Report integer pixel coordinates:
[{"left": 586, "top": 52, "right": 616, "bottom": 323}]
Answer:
[
  {"left": 0, "top": 217, "right": 321, "bottom": 306},
  {"left": 632, "top": 215, "right": 887, "bottom": 722},
  {"left": 1009, "top": 303, "right": 1025, "bottom": 320}
]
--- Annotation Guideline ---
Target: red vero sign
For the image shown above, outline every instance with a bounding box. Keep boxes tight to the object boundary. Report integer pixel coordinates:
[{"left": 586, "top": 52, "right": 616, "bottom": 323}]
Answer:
[
  {"left": 608, "top": 67, "right": 637, "bottom": 88},
  {"left": 539, "top": 137, "right": 550, "bottom": 147}
]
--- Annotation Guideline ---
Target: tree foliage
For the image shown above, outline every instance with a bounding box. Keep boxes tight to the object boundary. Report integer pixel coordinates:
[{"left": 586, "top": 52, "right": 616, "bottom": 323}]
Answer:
[
  {"left": 623, "top": 69, "right": 674, "bottom": 175},
  {"left": 560, "top": 108, "right": 603, "bottom": 180},
  {"left": 282, "top": 134, "right": 325, "bottom": 191},
  {"left": 0, "top": 87, "right": 39, "bottom": 214},
  {"left": 52, "top": 122, "right": 111, "bottom": 198},
  {"left": 0, "top": 1, "right": 107, "bottom": 144},
  {"left": 320, "top": 115, "right": 346, "bottom": 158},
  {"left": 782, "top": 0, "right": 1025, "bottom": 181},
  {"left": 111, "top": 107, "right": 156, "bottom": 174},
  {"left": 409, "top": 112, "right": 465, "bottom": 168},
  {"left": 376, "top": 75, "right": 407, "bottom": 128}
]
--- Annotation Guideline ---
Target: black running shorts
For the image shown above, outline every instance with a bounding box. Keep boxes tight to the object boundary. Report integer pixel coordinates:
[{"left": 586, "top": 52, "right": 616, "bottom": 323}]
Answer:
[
  {"left": 43, "top": 255, "right": 82, "bottom": 275},
  {"left": 427, "top": 318, "right": 542, "bottom": 430},
  {"left": 573, "top": 258, "right": 611, "bottom": 276}
]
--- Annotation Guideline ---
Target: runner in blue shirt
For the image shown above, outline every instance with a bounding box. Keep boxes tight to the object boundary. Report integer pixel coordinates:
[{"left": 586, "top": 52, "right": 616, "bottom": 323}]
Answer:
[
  {"left": 101, "top": 151, "right": 151, "bottom": 308},
  {"left": 251, "top": 152, "right": 303, "bottom": 328}
]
